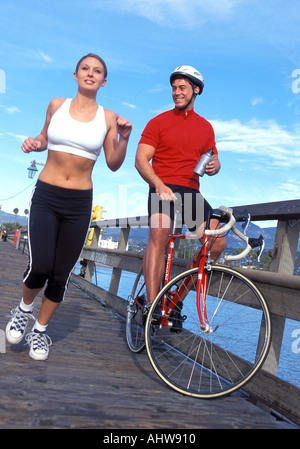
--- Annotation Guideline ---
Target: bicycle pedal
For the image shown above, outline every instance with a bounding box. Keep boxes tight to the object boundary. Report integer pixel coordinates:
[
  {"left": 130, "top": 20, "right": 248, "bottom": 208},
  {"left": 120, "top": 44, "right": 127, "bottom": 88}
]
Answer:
[{"left": 169, "top": 313, "right": 187, "bottom": 333}]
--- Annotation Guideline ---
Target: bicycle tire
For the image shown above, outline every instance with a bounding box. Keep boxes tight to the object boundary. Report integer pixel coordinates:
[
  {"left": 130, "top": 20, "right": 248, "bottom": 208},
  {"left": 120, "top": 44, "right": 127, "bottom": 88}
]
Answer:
[
  {"left": 126, "top": 266, "right": 146, "bottom": 353},
  {"left": 145, "top": 265, "right": 271, "bottom": 398}
]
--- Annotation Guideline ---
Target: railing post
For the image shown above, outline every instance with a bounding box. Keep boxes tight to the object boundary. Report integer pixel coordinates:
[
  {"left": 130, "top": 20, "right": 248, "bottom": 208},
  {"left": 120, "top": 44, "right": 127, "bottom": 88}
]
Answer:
[
  {"left": 85, "top": 227, "right": 101, "bottom": 282},
  {"left": 109, "top": 225, "right": 130, "bottom": 295},
  {"left": 15, "top": 230, "right": 21, "bottom": 250},
  {"left": 262, "top": 219, "right": 300, "bottom": 375}
]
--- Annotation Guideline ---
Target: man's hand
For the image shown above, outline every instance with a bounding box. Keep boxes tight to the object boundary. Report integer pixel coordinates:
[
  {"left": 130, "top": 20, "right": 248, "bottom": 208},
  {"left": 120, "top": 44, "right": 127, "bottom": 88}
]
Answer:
[
  {"left": 205, "top": 159, "right": 220, "bottom": 176},
  {"left": 155, "top": 184, "right": 177, "bottom": 202}
]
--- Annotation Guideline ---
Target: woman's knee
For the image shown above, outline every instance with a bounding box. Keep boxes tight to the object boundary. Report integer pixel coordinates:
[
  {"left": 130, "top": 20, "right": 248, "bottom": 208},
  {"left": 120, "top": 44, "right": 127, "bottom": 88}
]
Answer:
[
  {"left": 44, "top": 277, "right": 69, "bottom": 303},
  {"left": 23, "top": 270, "right": 48, "bottom": 290}
]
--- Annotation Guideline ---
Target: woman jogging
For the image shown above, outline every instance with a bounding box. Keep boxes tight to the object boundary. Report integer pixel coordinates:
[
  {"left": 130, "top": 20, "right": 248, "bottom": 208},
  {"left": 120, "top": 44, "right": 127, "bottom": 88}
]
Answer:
[{"left": 5, "top": 53, "right": 132, "bottom": 360}]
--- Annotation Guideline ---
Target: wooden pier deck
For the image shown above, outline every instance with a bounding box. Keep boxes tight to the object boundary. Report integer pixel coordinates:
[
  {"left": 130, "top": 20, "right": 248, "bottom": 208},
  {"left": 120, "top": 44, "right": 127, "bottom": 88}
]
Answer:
[{"left": 0, "top": 240, "right": 295, "bottom": 429}]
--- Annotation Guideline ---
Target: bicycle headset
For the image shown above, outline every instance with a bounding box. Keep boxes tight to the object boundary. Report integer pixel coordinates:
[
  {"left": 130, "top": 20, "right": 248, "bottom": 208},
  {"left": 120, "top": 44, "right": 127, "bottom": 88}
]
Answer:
[{"left": 170, "top": 65, "right": 205, "bottom": 111}]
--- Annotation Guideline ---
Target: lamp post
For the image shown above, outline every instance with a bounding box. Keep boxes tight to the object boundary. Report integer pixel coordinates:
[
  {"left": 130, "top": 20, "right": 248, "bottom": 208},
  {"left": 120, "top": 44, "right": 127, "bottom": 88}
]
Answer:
[{"left": 27, "top": 160, "right": 45, "bottom": 179}]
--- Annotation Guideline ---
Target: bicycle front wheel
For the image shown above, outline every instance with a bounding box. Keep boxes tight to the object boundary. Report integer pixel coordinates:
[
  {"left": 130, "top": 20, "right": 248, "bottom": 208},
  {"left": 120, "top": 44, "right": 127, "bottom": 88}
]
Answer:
[
  {"left": 145, "top": 265, "right": 271, "bottom": 398},
  {"left": 126, "top": 267, "right": 146, "bottom": 353}
]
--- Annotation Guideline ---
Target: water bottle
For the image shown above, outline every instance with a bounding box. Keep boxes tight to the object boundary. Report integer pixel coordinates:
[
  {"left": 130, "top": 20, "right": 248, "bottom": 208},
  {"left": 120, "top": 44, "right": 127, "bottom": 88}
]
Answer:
[{"left": 193, "top": 148, "right": 214, "bottom": 177}]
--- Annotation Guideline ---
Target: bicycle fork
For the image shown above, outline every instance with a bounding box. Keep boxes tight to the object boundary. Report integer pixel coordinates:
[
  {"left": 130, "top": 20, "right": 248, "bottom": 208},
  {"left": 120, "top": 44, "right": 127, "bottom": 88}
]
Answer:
[{"left": 196, "top": 257, "right": 214, "bottom": 334}]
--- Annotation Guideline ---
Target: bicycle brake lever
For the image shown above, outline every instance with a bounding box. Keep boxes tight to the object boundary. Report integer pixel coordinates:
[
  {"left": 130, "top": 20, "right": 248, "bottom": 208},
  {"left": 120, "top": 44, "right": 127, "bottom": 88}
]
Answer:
[
  {"left": 257, "top": 238, "right": 265, "bottom": 262},
  {"left": 249, "top": 235, "right": 264, "bottom": 262},
  {"left": 241, "top": 213, "right": 251, "bottom": 235}
]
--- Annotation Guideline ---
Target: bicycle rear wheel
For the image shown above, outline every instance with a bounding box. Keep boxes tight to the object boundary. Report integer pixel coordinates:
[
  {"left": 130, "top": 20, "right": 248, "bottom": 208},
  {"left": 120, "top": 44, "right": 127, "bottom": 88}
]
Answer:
[
  {"left": 145, "top": 265, "right": 271, "bottom": 398},
  {"left": 126, "top": 267, "right": 146, "bottom": 353}
]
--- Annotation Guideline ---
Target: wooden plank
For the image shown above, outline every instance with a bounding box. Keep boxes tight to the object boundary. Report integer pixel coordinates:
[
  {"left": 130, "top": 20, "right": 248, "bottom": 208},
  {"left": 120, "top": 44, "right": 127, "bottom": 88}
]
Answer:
[
  {"left": 232, "top": 268, "right": 300, "bottom": 321},
  {"left": 264, "top": 220, "right": 300, "bottom": 375},
  {"left": 0, "top": 241, "right": 294, "bottom": 429},
  {"left": 232, "top": 199, "right": 300, "bottom": 221},
  {"left": 81, "top": 245, "right": 300, "bottom": 321},
  {"left": 72, "top": 273, "right": 300, "bottom": 427},
  {"left": 109, "top": 226, "right": 130, "bottom": 295}
]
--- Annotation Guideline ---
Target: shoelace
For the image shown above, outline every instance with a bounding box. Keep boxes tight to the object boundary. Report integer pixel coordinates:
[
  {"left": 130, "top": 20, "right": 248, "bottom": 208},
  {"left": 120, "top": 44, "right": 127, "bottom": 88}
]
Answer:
[
  {"left": 9, "top": 308, "right": 34, "bottom": 331},
  {"left": 25, "top": 332, "right": 52, "bottom": 351}
]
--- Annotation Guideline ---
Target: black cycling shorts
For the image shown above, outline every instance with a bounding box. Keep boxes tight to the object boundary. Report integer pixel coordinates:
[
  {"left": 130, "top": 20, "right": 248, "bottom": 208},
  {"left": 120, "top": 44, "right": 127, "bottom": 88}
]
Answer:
[
  {"left": 148, "top": 184, "right": 213, "bottom": 232},
  {"left": 23, "top": 180, "right": 92, "bottom": 303}
]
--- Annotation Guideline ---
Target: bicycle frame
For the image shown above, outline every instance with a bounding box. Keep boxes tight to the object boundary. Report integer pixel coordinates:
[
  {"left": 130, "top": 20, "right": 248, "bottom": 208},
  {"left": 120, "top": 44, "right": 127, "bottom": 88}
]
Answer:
[
  {"left": 132, "top": 205, "right": 270, "bottom": 398},
  {"left": 159, "top": 230, "right": 212, "bottom": 331},
  {"left": 133, "top": 206, "right": 226, "bottom": 332}
]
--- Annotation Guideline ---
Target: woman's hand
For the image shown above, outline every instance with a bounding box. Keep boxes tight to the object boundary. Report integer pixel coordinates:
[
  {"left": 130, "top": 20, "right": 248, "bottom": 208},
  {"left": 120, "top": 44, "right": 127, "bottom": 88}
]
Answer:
[
  {"left": 116, "top": 115, "right": 132, "bottom": 140},
  {"left": 21, "top": 137, "right": 42, "bottom": 153}
]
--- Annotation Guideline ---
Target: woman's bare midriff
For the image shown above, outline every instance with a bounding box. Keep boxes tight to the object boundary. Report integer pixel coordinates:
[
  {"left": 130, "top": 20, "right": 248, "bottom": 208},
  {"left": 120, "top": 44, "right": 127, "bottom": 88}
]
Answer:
[{"left": 38, "top": 150, "right": 95, "bottom": 190}]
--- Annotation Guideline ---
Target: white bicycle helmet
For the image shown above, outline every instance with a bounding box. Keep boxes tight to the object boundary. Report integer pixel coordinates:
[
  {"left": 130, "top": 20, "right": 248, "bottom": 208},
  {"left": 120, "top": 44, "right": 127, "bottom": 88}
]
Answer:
[{"left": 170, "top": 65, "right": 204, "bottom": 95}]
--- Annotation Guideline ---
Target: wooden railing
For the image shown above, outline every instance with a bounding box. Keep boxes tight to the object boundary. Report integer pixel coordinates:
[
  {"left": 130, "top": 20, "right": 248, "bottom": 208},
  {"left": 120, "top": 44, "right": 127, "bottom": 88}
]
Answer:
[{"left": 12, "top": 199, "right": 300, "bottom": 425}]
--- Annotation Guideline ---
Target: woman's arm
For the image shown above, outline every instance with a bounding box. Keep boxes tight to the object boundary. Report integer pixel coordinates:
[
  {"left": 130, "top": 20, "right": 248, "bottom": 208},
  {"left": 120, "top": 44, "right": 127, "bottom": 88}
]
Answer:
[
  {"left": 21, "top": 98, "right": 64, "bottom": 153},
  {"left": 103, "top": 110, "right": 132, "bottom": 171}
]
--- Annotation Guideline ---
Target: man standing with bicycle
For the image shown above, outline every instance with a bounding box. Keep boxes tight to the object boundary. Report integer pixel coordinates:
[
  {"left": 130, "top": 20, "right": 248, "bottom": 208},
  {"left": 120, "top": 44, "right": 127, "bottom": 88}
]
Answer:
[{"left": 135, "top": 65, "right": 226, "bottom": 305}]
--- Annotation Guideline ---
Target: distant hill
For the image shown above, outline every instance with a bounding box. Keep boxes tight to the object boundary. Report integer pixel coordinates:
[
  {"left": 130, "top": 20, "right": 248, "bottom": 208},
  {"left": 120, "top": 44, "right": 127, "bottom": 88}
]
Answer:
[
  {"left": 101, "top": 221, "right": 279, "bottom": 250},
  {"left": 2, "top": 209, "right": 298, "bottom": 251},
  {"left": 0, "top": 210, "right": 28, "bottom": 227}
]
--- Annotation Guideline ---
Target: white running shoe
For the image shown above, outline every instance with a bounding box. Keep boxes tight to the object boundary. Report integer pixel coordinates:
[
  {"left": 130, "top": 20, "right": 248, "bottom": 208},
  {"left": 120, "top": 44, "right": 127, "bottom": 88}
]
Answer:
[
  {"left": 6, "top": 307, "right": 35, "bottom": 344},
  {"left": 26, "top": 331, "right": 52, "bottom": 361}
]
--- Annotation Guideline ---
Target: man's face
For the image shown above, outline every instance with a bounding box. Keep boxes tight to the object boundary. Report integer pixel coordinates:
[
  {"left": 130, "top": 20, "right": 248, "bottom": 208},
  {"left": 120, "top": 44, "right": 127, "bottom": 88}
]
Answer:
[{"left": 172, "top": 78, "right": 198, "bottom": 110}]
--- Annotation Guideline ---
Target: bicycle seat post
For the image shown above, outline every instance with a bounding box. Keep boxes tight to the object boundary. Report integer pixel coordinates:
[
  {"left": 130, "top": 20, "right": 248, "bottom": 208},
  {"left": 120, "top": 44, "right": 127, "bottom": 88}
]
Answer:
[
  {"left": 172, "top": 209, "right": 179, "bottom": 234},
  {"left": 172, "top": 199, "right": 183, "bottom": 235}
]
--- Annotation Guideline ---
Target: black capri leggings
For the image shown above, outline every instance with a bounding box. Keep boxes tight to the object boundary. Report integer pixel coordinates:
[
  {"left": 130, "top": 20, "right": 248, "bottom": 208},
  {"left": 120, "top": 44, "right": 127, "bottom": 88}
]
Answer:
[{"left": 23, "top": 180, "right": 93, "bottom": 303}]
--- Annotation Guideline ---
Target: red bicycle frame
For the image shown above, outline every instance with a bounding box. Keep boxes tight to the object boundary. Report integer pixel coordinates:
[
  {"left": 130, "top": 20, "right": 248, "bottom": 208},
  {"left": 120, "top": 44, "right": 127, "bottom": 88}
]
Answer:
[{"left": 160, "top": 231, "right": 212, "bottom": 330}]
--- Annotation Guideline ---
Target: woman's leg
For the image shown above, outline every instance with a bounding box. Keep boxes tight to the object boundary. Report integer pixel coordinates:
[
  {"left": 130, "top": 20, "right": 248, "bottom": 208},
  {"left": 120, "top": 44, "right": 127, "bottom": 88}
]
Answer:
[
  {"left": 44, "top": 205, "right": 92, "bottom": 305},
  {"left": 22, "top": 285, "right": 43, "bottom": 306},
  {"left": 23, "top": 182, "right": 59, "bottom": 304},
  {"left": 37, "top": 295, "right": 61, "bottom": 326},
  {"left": 26, "top": 188, "right": 91, "bottom": 360}
]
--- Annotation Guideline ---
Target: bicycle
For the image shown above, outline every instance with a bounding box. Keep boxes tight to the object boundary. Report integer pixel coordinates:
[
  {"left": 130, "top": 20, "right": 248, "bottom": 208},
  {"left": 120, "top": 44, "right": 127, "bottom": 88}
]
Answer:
[{"left": 126, "top": 205, "right": 271, "bottom": 398}]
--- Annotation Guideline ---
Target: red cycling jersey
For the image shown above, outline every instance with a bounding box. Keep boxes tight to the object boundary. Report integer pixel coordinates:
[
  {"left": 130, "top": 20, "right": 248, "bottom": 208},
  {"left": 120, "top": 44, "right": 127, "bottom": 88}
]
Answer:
[{"left": 139, "top": 108, "right": 217, "bottom": 191}]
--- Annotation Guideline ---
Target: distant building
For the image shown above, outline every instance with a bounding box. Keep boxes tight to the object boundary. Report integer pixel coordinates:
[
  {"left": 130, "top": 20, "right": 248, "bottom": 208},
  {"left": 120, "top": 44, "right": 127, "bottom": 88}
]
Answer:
[{"left": 98, "top": 236, "right": 118, "bottom": 250}]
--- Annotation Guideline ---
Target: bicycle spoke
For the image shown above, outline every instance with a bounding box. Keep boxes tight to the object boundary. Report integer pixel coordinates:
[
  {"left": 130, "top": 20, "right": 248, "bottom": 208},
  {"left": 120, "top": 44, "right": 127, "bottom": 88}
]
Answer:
[{"left": 145, "top": 266, "right": 271, "bottom": 398}]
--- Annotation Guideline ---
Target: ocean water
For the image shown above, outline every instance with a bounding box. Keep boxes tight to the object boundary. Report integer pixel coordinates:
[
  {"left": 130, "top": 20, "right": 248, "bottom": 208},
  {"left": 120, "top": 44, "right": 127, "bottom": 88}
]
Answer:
[{"left": 74, "top": 264, "right": 300, "bottom": 388}]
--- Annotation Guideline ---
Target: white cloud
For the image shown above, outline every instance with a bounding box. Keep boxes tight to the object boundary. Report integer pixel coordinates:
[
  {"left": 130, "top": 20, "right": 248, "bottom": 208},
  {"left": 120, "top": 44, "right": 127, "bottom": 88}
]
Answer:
[
  {"left": 251, "top": 97, "right": 264, "bottom": 106},
  {"left": 99, "top": 0, "right": 242, "bottom": 28},
  {"left": 151, "top": 103, "right": 174, "bottom": 114},
  {"left": 5, "top": 106, "right": 20, "bottom": 114},
  {"left": 269, "top": 179, "right": 300, "bottom": 202},
  {"left": 211, "top": 118, "right": 300, "bottom": 168},
  {"left": 148, "top": 85, "right": 166, "bottom": 94},
  {"left": 6, "top": 132, "right": 27, "bottom": 141},
  {"left": 26, "top": 49, "right": 53, "bottom": 63},
  {"left": 121, "top": 102, "right": 137, "bottom": 109}
]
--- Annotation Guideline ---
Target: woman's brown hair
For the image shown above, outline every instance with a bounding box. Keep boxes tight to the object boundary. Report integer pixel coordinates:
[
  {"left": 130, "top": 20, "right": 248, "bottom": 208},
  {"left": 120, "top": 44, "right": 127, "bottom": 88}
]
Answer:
[{"left": 75, "top": 53, "right": 107, "bottom": 79}]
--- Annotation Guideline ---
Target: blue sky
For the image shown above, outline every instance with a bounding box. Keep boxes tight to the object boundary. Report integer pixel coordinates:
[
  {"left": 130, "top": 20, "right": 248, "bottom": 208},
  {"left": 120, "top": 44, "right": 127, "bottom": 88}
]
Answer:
[{"left": 0, "top": 0, "right": 300, "bottom": 226}]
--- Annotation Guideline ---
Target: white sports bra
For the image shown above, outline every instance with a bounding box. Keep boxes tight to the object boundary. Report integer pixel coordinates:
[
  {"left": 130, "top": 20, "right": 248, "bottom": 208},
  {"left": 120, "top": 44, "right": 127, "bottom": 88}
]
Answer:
[{"left": 47, "top": 98, "right": 107, "bottom": 161}]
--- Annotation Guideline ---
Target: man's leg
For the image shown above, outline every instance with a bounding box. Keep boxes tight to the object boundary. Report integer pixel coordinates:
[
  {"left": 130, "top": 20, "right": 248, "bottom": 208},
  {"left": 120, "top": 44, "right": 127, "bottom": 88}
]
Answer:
[
  {"left": 188, "top": 218, "right": 226, "bottom": 268},
  {"left": 143, "top": 213, "right": 172, "bottom": 305}
]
